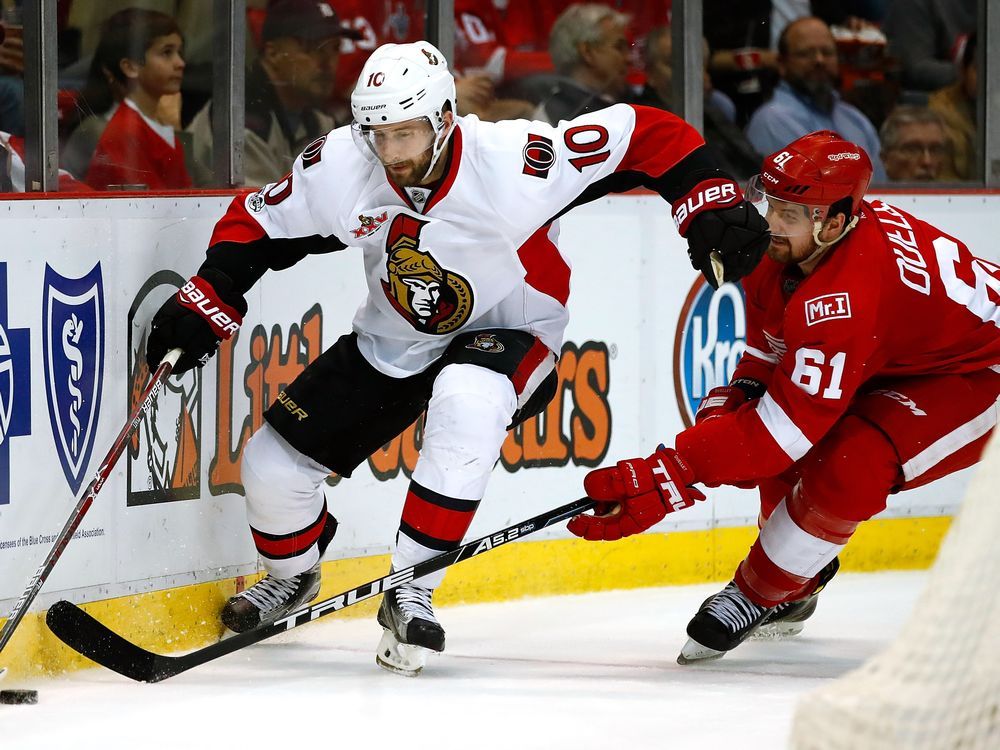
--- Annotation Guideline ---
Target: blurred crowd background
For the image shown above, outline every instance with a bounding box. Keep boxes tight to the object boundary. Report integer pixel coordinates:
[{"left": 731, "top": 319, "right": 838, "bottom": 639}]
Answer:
[{"left": 0, "top": 0, "right": 983, "bottom": 192}]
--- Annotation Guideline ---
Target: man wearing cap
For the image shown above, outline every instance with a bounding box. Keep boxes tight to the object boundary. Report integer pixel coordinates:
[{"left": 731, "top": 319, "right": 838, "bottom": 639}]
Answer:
[{"left": 188, "top": 0, "right": 361, "bottom": 186}]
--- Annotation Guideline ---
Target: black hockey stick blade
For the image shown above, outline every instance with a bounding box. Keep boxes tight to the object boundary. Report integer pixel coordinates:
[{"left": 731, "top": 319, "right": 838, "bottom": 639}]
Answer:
[{"left": 47, "top": 496, "right": 595, "bottom": 683}]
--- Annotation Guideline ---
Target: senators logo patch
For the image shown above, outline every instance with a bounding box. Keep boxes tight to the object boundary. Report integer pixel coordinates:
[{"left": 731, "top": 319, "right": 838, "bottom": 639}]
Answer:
[
  {"left": 351, "top": 211, "right": 388, "bottom": 239},
  {"left": 466, "top": 333, "right": 504, "bottom": 353},
  {"left": 522, "top": 134, "right": 555, "bottom": 179},
  {"left": 381, "top": 214, "right": 473, "bottom": 335}
]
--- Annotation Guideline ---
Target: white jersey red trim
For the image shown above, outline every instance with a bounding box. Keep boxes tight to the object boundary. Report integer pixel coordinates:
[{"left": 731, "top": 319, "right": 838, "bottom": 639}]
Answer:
[{"left": 207, "top": 105, "right": 705, "bottom": 377}]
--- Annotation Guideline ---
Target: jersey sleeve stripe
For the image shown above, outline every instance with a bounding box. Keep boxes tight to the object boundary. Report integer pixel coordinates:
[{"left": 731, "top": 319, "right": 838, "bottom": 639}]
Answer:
[
  {"left": 744, "top": 345, "right": 780, "bottom": 364},
  {"left": 209, "top": 192, "right": 268, "bottom": 246},
  {"left": 617, "top": 105, "right": 705, "bottom": 178},
  {"left": 756, "top": 392, "right": 813, "bottom": 461}
]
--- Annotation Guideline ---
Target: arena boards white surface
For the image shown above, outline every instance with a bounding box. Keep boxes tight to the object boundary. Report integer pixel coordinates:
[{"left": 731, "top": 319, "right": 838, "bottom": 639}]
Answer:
[{"left": 0, "top": 571, "right": 924, "bottom": 749}]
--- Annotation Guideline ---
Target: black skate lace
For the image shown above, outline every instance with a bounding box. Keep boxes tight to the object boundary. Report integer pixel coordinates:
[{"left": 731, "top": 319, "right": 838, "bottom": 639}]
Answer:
[
  {"left": 396, "top": 584, "right": 439, "bottom": 624},
  {"left": 240, "top": 573, "right": 302, "bottom": 613},
  {"left": 705, "top": 582, "right": 767, "bottom": 634}
]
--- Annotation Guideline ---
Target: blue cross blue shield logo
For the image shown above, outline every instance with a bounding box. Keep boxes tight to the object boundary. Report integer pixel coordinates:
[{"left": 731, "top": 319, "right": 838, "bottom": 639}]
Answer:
[
  {"left": 674, "top": 278, "right": 747, "bottom": 427},
  {"left": 0, "top": 263, "right": 31, "bottom": 506},
  {"left": 43, "top": 264, "right": 105, "bottom": 494}
]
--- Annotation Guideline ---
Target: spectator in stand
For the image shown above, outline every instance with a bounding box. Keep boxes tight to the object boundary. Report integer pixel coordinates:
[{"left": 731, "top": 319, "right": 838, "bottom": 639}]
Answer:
[
  {"left": 879, "top": 106, "right": 951, "bottom": 182},
  {"left": 637, "top": 26, "right": 762, "bottom": 182},
  {"left": 188, "top": 0, "right": 359, "bottom": 187},
  {"left": 929, "top": 31, "right": 977, "bottom": 181},
  {"left": 882, "top": 0, "right": 975, "bottom": 93},
  {"left": 535, "top": 3, "right": 631, "bottom": 125},
  {"left": 703, "top": 0, "right": 777, "bottom": 127},
  {"left": 771, "top": 1, "right": 887, "bottom": 48},
  {"left": 0, "top": 13, "right": 24, "bottom": 136},
  {"left": 745, "top": 17, "right": 887, "bottom": 181},
  {"left": 62, "top": 9, "right": 181, "bottom": 183},
  {"left": 85, "top": 9, "right": 190, "bottom": 191},
  {"left": 1, "top": 130, "right": 89, "bottom": 192}
]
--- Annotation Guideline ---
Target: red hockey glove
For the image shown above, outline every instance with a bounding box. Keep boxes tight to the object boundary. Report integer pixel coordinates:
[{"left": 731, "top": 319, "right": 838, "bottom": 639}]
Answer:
[
  {"left": 146, "top": 268, "right": 247, "bottom": 375},
  {"left": 695, "top": 378, "right": 767, "bottom": 423},
  {"left": 672, "top": 177, "right": 770, "bottom": 289},
  {"left": 568, "top": 446, "right": 706, "bottom": 542}
]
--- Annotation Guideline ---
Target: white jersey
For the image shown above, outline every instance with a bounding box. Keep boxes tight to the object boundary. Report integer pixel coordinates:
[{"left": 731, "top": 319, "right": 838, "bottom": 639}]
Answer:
[{"left": 208, "top": 104, "right": 706, "bottom": 376}]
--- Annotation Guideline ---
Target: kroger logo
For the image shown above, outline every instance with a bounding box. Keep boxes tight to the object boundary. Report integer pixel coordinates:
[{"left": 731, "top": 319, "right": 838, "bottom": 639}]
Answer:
[{"left": 674, "top": 277, "right": 747, "bottom": 427}]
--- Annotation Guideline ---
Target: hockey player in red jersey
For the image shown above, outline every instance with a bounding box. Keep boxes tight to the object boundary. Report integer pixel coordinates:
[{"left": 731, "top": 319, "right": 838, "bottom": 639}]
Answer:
[
  {"left": 143, "top": 40, "right": 769, "bottom": 675},
  {"left": 568, "top": 129, "right": 1000, "bottom": 662}
]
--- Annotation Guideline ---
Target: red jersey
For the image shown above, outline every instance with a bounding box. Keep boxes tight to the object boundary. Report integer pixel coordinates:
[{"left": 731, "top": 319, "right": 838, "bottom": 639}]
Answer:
[
  {"left": 86, "top": 100, "right": 191, "bottom": 191},
  {"left": 454, "top": 0, "right": 553, "bottom": 80},
  {"left": 335, "top": 0, "right": 422, "bottom": 100},
  {"left": 677, "top": 199, "right": 1000, "bottom": 485}
]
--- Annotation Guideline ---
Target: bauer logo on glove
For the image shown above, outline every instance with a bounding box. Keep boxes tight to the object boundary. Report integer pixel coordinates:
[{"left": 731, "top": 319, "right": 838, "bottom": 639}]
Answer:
[{"left": 178, "top": 276, "right": 242, "bottom": 339}]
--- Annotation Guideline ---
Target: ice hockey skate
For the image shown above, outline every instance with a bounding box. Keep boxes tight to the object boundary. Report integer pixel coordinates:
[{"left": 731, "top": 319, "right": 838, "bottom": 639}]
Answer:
[
  {"left": 754, "top": 557, "right": 841, "bottom": 639},
  {"left": 677, "top": 581, "right": 775, "bottom": 664},
  {"left": 221, "top": 512, "right": 337, "bottom": 632},
  {"left": 376, "top": 583, "right": 445, "bottom": 676},
  {"left": 221, "top": 562, "right": 322, "bottom": 633}
]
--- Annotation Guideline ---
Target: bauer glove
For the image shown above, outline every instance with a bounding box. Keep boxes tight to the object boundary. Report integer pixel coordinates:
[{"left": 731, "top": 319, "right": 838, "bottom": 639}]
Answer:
[
  {"left": 672, "top": 177, "right": 770, "bottom": 288},
  {"left": 146, "top": 268, "right": 247, "bottom": 375}
]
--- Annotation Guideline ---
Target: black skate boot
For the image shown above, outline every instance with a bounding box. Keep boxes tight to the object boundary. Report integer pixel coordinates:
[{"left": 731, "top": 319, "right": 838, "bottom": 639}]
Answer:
[
  {"left": 677, "top": 581, "right": 775, "bottom": 664},
  {"left": 755, "top": 557, "right": 840, "bottom": 639},
  {"left": 221, "top": 512, "right": 337, "bottom": 633},
  {"left": 376, "top": 583, "right": 445, "bottom": 676}
]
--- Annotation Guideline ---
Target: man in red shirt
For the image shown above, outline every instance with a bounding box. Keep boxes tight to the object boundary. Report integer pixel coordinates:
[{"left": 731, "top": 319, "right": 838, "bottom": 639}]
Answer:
[{"left": 568, "top": 130, "right": 1000, "bottom": 663}]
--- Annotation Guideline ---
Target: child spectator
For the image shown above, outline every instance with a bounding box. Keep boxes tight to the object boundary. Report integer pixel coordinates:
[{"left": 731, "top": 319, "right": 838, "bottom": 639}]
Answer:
[{"left": 85, "top": 8, "right": 190, "bottom": 191}]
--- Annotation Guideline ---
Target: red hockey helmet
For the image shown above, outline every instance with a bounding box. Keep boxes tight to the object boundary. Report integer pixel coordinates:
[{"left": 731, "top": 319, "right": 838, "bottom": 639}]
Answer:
[
  {"left": 745, "top": 131, "right": 873, "bottom": 246},
  {"left": 746, "top": 130, "right": 872, "bottom": 220}
]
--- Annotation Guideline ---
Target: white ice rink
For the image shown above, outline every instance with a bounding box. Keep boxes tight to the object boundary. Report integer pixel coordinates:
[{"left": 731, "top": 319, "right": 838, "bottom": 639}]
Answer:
[{"left": 0, "top": 571, "right": 926, "bottom": 750}]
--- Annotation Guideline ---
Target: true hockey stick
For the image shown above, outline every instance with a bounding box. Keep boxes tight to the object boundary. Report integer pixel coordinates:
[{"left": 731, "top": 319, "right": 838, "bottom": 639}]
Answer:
[
  {"left": 45, "top": 496, "right": 596, "bottom": 683},
  {"left": 0, "top": 348, "right": 182, "bottom": 666}
]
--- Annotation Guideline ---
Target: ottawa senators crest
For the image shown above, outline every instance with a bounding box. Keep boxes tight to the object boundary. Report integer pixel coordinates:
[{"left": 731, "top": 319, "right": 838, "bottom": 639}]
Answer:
[{"left": 381, "top": 214, "right": 473, "bottom": 334}]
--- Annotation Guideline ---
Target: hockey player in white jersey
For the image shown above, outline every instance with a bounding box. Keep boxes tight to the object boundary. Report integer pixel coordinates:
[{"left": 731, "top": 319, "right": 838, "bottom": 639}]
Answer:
[{"left": 144, "top": 41, "right": 770, "bottom": 675}]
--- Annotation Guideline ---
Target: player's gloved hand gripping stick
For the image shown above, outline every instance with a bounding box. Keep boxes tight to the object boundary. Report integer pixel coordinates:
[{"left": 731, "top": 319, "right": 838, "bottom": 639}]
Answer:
[
  {"left": 0, "top": 347, "right": 184, "bottom": 678},
  {"left": 568, "top": 446, "right": 706, "bottom": 541},
  {"left": 673, "top": 177, "right": 771, "bottom": 288}
]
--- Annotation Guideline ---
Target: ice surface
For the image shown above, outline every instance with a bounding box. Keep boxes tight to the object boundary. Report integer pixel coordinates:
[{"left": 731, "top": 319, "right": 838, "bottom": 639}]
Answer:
[{"left": 0, "top": 571, "right": 925, "bottom": 750}]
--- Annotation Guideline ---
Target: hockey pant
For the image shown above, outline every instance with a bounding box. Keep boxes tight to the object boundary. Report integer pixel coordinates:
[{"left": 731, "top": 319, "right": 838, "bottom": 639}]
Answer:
[
  {"left": 240, "top": 330, "right": 556, "bottom": 581},
  {"left": 737, "top": 368, "right": 1000, "bottom": 607}
]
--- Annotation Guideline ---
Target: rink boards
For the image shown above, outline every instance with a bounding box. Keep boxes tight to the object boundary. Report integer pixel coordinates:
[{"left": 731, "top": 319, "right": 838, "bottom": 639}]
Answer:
[{"left": 0, "top": 190, "right": 994, "bottom": 676}]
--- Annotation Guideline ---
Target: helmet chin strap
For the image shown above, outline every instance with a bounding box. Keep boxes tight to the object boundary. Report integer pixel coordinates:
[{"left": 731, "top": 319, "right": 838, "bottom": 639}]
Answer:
[
  {"left": 421, "top": 118, "right": 455, "bottom": 182},
  {"left": 802, "top": 214, "right": 859, "bottom": 266}
]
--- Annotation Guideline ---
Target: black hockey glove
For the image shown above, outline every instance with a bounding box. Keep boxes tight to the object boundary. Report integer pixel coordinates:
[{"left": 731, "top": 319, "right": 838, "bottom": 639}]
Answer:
[
  {"left": 146, "top": 268, "right": 248, "bottom": 375},
  {"left": 672, "top": 177, "right": 770, "bottom": 288}
]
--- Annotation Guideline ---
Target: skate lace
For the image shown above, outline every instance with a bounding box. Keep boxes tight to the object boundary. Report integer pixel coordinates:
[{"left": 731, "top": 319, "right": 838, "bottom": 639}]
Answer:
[
  {"left": 396, "top": 585, "right": 439, "bottom": 624},
  {"left": 705, "top": 583, "right": 767, "bottom": 634},
  {"left": 240, "top": 574, "right": 302, "bottom": 613}
]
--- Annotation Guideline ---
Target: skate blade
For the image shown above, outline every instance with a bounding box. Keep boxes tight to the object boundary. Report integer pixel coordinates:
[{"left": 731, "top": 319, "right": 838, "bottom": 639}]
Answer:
[
  {"left": 753, "top": 621, "right": 806, "bottom": 639},
  {"left": 677, "top": 637, "right": 726, "bottom": 665},
  {"left": 376, "top": 629, "right": 429, "bottom": 677}
]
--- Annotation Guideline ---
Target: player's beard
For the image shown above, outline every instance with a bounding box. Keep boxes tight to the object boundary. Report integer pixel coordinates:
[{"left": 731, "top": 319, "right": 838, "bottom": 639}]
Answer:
[
  {"left": 766, "top": 235, "right": 800, "bottom": 264},
  {"left": 385, "top": 148, "right": 434, "bottom": 188}
]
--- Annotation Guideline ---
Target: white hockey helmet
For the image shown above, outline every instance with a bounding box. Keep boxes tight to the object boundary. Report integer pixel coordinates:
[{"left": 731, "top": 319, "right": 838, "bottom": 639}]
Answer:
[{"left": 350, "top": 42, "right": 457, "bottom": 178}]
